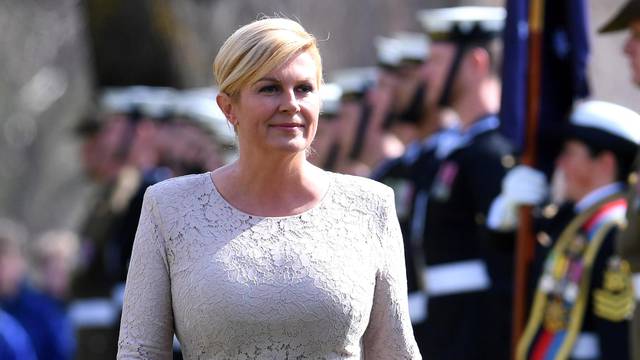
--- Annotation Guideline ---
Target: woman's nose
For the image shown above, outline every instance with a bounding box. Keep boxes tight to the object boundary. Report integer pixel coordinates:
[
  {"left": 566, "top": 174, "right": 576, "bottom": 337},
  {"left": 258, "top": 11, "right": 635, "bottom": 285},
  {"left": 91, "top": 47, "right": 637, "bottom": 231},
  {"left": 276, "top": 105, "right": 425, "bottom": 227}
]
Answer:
[{"left": 279, "top": 89, "right": 301, "bottom": 113}]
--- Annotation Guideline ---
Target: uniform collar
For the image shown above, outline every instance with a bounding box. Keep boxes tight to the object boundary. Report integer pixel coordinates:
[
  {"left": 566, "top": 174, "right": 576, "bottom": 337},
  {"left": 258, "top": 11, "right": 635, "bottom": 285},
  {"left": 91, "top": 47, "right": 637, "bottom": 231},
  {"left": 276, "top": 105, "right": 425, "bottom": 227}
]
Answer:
[
  {"left": 436, "top": 114, "right": 500, "bottom": 158},
  {"left": 575, "top": 182, "right": 625, "bottom": 213}
]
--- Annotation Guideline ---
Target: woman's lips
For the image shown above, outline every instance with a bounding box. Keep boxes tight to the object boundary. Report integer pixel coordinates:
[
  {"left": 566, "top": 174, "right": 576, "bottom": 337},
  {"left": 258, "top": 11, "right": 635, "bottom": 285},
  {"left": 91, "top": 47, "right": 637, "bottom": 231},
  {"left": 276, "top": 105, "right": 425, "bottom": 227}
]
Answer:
[{"left": 271, "top": 123, "right": 304, "bottom": 128}]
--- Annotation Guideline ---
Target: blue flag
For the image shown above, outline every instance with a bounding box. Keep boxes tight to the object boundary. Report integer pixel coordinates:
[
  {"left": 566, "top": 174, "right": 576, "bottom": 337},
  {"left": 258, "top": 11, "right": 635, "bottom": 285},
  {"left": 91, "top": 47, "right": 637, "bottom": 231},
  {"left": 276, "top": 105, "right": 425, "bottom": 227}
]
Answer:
[{"left": 500, "top": 0, "right": 590, "bottom": 175}]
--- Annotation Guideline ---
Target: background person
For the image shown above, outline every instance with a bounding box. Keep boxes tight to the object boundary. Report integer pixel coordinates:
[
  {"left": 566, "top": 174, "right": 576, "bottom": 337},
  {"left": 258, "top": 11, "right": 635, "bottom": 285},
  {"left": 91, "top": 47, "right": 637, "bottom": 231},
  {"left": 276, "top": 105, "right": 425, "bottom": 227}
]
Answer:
[{"left": 599, "top": 2, "right": 640, "bottom": 358}]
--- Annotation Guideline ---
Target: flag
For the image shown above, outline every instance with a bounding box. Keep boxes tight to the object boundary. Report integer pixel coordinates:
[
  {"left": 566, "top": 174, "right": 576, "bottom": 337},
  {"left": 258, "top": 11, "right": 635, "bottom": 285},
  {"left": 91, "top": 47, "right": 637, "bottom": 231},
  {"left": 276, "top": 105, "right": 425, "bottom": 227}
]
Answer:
[{"left": 500, "top": 0, "right": 590, "bottom": 175}]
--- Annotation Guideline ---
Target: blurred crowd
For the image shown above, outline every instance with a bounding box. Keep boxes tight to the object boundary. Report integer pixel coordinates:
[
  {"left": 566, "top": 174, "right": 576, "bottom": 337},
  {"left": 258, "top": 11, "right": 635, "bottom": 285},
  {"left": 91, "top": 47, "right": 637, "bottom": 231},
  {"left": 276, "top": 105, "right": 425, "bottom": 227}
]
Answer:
[{"left": 2, "top": 1, "right": 640, "bottom": 359}]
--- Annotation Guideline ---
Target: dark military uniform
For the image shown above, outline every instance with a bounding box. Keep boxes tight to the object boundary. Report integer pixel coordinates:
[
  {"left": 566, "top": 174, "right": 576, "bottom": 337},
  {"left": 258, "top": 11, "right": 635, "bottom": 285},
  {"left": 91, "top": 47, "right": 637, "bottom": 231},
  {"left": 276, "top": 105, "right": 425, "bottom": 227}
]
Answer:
[
  {"left": 517, "top": 189, "right": 634, "bottom": 360},
  {"left": 616, "top": 172, "right": 640, "bottom": 360},
  {"left": 420, "top": 114, "right": 515, "bottom": 360},
  {"left": 372, "top": 133, "right": 444, "bottom": 354},
  {"left": 71, "top": 168, "right": 142, "bottom": 360}
]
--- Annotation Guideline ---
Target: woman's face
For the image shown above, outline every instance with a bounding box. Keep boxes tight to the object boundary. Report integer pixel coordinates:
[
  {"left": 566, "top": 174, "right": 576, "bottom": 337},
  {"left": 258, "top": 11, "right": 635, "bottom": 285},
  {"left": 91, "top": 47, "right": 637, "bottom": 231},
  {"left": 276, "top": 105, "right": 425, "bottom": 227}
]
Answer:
[{"left": 225, "top": 51, "right": 321, "bottom": 156}]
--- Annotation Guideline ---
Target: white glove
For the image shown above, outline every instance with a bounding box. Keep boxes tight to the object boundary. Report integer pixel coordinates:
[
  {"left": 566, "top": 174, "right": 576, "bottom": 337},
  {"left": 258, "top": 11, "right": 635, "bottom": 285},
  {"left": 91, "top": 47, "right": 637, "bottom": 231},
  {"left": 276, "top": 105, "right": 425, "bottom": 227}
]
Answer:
[{"left": 487, "top": 165, "right": 548, "bottom": 231}]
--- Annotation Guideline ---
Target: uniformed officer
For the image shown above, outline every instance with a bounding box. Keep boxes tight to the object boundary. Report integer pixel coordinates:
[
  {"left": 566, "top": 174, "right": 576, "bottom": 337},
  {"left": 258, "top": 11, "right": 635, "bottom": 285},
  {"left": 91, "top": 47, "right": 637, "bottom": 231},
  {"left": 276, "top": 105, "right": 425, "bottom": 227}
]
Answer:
[
  {"left": 414, "top": 6, "right": 516, "bottom": 359},
  {"left": 506, "top": 101, "right": 640, "bottom": 360},
  {"left": 329, "top": 67, "right": 380, "bottom": 176},
  {"left": 308, "top": 83, "right": 342, "bottom": 171},
  {"left": 599, "top": 2, "right": 640, "bottom": 358}
]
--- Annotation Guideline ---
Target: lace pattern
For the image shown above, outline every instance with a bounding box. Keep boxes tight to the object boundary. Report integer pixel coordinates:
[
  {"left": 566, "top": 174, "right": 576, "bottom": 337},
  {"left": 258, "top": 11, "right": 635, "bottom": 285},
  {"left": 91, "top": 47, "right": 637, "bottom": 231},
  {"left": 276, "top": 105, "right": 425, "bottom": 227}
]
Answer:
[{"left": 117, "top": 172, "right": 420, "bottom": 359}]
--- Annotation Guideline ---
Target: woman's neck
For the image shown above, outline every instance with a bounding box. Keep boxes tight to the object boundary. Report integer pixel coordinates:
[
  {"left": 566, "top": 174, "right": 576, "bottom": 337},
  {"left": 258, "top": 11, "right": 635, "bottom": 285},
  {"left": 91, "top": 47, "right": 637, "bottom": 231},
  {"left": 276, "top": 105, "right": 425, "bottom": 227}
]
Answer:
[{"left": 211, "top": 152, "right": 329, "bottom": 217}]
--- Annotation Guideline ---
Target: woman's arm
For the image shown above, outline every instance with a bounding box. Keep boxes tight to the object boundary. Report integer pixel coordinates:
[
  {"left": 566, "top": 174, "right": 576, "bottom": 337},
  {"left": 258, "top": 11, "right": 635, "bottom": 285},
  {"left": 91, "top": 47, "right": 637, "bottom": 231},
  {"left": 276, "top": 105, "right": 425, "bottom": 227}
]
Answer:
[
  {"left": 117, "top": 188, "right": 174, "bottom": 359},
  {"left": 363, "top": 188, "right": 422, "bottom": 359}
]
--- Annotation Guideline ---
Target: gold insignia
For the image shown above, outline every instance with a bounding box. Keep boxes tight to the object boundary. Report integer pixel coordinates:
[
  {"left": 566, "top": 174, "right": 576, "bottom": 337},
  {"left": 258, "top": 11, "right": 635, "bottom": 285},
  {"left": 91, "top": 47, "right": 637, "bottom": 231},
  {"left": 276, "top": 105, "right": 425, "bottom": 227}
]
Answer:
[
  {"left": 628, "top": 172, "right": 638, "bottom": 185},
  {"left": 567, "top": 235, "right": 586, "bottom": 257},
  {"left": 593, "top": 257, "right": 636, "bottom": 322},
  {"left": 544, "top": 298, "right": 567, "bottom": 331}
]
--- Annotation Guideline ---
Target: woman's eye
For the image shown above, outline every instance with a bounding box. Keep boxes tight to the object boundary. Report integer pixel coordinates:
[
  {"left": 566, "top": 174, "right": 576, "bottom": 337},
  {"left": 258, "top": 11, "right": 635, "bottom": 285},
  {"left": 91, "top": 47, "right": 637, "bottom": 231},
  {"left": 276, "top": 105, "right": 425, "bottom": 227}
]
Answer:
[
  {"left": 297, "top": 84, "right": 314, "bottom": 93},
  {"left": 259, "top": 85, "right": 279, "bottom": 94}
]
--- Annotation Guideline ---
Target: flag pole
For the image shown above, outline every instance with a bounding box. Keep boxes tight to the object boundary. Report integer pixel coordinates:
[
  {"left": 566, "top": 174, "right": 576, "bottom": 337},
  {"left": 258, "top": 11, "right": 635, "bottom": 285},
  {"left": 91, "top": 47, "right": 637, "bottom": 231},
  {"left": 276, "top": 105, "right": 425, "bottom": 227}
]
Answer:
[{"left": 512, "top": 0, "right": 544, "bottom": 355}]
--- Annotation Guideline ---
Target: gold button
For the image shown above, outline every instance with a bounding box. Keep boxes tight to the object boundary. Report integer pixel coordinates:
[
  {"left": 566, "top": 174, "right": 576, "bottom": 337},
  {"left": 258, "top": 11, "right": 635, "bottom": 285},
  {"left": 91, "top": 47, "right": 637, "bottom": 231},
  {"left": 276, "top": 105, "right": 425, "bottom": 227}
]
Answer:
[
  {"left": 542, "top": 204, "right": 559, "bottom": 219},
  {"left": 501, "top": 155, "right": 516, "bottom": 169},
  {"left": 537, "top": 232, "right": 552, "bottom": 247}
]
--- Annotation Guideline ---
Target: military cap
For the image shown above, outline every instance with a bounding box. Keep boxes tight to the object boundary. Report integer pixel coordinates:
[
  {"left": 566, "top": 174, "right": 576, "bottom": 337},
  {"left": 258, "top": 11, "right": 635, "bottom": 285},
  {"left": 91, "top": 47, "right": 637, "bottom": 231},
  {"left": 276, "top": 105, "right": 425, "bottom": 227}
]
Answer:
[
  {"left": 172, "top": 87, "right": 235, "bottom": 145},
  {"left": 566, "top": 100, "right": 640, "bottom": 163},
  {"left": 375, "top": 36, "right": 403, "bottom": 69},
  {"left": 330, "top": 67, "right": 377, "bottom": 101},
  {"left": 319, "top": 83, "right": 342, "bottom": 118},
  {"left": 417, "top": 6, "right": 506, "bottom": 43},
  {"left": 99, "top": 86, "right": 176, "bottom": 120},
  {"left": 599, "top": 0, "right": 640, "bottom": 33},
  {"left": 394, "top": 32, "right": 430, "bottom": 64}
]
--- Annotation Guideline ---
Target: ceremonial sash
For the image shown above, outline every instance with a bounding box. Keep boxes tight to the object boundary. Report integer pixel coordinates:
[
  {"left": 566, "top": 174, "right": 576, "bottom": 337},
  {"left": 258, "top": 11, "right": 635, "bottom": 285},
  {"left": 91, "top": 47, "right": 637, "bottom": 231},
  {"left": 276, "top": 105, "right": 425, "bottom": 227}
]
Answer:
[{"left": 516, "top": 194, "right": 627, "bottom": 360}]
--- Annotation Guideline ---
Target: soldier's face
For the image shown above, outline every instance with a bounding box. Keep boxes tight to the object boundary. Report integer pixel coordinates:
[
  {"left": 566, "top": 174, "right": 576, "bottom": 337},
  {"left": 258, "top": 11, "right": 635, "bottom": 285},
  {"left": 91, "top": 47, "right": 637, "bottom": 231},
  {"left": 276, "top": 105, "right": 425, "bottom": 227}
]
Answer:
[
  {"left": 556, "top": 140, "right": 600, "bottom": 202},
  {"left": 424, "top": 42, "right": 456, "bottom": 108},
  {"left": 623, "top": 20, "right": 640, "bottom": 86}
]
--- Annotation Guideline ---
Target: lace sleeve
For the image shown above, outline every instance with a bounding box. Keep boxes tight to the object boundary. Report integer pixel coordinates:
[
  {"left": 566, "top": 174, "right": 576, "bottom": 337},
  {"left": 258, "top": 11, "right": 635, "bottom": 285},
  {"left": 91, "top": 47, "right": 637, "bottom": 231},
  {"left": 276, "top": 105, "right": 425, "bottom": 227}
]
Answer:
[
  {"left": 363, "top": 187, "right": 422, "bottom": 359},
  {"left": 117, "top": 188, "right": 174, "bottom": 359}
]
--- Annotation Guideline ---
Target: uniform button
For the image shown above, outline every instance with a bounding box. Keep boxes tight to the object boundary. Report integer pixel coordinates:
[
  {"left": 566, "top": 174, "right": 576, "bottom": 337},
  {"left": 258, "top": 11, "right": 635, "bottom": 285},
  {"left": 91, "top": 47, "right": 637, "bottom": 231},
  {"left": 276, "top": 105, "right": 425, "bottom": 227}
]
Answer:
[
  {"left": 501, "top": 155, "right": 515, "bottom": 169},
  {"left": 537, "top": 232, "right": 552, "bottom": 247},
  {"left": 542, "top": 204, "right": 559, "bottom": 219}
]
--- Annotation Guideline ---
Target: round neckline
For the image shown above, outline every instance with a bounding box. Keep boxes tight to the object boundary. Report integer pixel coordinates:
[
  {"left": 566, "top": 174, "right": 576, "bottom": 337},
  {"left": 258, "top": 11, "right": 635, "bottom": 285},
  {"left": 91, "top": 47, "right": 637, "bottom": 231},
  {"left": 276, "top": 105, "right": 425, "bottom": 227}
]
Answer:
[{"left": 206, "top": 171, "right": 334, "bottom": 220}]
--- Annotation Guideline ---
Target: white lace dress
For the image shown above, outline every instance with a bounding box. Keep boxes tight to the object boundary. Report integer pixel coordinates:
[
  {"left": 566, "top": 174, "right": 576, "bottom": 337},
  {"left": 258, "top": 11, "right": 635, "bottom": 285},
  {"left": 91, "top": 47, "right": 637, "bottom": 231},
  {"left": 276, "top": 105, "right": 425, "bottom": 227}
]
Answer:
[{"left": 117, "top": 171, "right": 421, "bottom": 359}]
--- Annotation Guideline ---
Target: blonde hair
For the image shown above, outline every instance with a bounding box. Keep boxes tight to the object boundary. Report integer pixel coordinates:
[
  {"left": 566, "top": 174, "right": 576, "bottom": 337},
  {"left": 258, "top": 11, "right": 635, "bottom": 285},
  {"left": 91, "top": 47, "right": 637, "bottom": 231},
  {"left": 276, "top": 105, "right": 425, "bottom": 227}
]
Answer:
[{"left": 213, "top": 17, "right": 323, "bottom": 98}]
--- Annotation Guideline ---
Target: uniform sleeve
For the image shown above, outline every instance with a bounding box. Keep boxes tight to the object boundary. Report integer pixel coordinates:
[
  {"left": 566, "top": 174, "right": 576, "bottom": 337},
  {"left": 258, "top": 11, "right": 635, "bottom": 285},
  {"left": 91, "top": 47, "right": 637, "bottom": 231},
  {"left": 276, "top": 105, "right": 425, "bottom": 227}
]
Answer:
[
  {"left": 363, "top": 188, "right": 422, "bottom": 359},
  {"left": 590, "top": 229, "right": 631, "bottom": 360},
  {"left": 117, "top": 188, "right": 174, "bottom": 359}
]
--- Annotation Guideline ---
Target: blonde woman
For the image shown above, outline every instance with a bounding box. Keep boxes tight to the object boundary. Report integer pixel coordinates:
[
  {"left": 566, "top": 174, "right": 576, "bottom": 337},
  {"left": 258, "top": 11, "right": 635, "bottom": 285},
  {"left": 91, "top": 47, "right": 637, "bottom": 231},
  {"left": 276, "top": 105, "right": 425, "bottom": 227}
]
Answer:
[{"left": 117, "top": 17, "right": 420, "bottom": 359}]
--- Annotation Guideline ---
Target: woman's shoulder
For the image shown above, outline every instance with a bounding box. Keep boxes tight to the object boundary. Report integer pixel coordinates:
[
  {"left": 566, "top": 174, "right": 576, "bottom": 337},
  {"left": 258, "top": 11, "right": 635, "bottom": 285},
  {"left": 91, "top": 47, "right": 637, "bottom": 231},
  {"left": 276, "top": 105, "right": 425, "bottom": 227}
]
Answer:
[
  {"left": 145, "top": 172, "right": 212, "bottom": 202},
  {"left": 330, "top": 172, "right": 394, "bottom": 203}
]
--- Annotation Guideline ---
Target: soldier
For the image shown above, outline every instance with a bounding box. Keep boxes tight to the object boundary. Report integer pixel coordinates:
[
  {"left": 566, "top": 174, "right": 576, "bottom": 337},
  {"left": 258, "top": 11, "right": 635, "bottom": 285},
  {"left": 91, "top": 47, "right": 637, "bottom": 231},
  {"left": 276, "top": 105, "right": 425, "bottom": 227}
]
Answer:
[
  {"left": 370, "top": 31, "right": 460, "bottom": 353},
  {"left": 413, "top": 6, "right": 515, "bottom": 359},
  {"left": 599, "top": 2, "right": 640, "bottom": 358},
  {"left": 330, "top": 67, "right": 381, "bottom": 176},
  {"left": 308, "top": 83, "right": 342, "bottom": 170},
  {"left": 507, "top": 101, "right": 640, "bottom": 359}
]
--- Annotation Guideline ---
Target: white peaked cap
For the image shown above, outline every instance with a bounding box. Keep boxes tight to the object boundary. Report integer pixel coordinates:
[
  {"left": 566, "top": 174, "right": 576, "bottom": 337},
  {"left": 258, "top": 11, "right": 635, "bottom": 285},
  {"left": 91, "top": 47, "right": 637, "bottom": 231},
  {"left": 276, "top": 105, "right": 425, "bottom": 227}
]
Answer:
[
  {"left": 570, "top": 100, "right": 640, "bottom": 145},
  {"left": 330, "top": 67, "right": 378, "bottom": 96},
  {"left": 375, "top": 36, "right": 403, "bottom": 67},
  {"left": 100, "top": 86, "right": 176, "bottom": 119},
  {"left": 319, "top": 83, "right": 342, "bottom": 116},
  {"left": 417, "top": 6, "right": 506, "bottom": 38},
  {"left": 173, "top": 87, "right": 235, "bottom": 144},
  {"left": 394, "top": 32, "right": 430, "bottom": 61}
]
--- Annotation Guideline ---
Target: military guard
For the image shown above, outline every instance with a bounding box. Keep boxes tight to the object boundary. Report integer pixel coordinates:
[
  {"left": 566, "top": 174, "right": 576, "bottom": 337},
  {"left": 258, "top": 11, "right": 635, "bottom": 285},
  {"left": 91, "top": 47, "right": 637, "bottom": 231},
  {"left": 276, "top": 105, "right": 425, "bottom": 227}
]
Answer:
[
  {"left": 413, "top": 6, "right": 516, "bottom": 359},
  {"left": 370, "top": 30, "right": 466, "bottom": 354},
  {"left": 508, "top": 101, "right": 640, "bottom": 360},
  {"left": 599, "top": 2, "right": 640, "bottom": 358}
]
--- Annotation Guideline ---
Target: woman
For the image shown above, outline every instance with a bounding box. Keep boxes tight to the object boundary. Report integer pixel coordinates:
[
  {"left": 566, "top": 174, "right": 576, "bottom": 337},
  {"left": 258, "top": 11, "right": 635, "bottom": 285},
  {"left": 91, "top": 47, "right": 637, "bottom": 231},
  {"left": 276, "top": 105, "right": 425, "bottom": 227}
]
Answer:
[{"left": 117, "top": 17, "right": 420, "bottom": 359}]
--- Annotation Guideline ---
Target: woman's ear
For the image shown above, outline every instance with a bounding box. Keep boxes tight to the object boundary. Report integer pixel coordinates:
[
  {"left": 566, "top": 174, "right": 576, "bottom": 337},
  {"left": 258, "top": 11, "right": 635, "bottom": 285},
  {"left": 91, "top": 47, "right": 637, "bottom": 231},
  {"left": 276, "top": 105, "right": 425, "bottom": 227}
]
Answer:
[{"left": 216, "top": 92, "right": 236, "bottom": 125}]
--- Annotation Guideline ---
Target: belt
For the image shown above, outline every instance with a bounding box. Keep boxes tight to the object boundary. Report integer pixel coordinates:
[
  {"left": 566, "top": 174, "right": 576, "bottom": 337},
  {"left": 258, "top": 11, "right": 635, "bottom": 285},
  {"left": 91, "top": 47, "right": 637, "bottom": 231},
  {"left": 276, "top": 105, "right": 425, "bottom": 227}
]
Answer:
[
  {"left": 407, "top": 291, "right": 428, "bottom": 324},
  {"left": 68, "top": 298, "right": 119, "bottom": 327},
  {"left": 571, "top": 332, "right": 600, "bottom": 359},
  {"left": 634, "top": 273, "right": 640, "bottom": 300},
  {"left": 422, "top": 259, "right": 491, "bottom": 297},
  {"left": 69, "top": 282, "right": 126, "bottom": 328}
]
